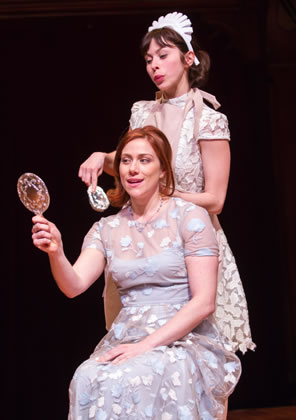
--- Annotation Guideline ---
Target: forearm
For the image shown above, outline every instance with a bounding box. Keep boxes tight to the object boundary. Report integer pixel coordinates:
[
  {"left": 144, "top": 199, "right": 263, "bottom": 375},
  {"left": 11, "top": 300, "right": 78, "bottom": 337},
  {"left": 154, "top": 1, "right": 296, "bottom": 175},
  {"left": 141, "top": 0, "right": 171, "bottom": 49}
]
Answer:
[
  {"left": 103, "top": 151, "right": 116, "bottom": 176},
  {"left": 48, "top": 249, "right": 86, "bottom": 298},
  {"left": 142, "top": 296, "right": 215, "bottom": 349},
  {"left": 174, "top": 190, "right": 224, "bottom": 214}
]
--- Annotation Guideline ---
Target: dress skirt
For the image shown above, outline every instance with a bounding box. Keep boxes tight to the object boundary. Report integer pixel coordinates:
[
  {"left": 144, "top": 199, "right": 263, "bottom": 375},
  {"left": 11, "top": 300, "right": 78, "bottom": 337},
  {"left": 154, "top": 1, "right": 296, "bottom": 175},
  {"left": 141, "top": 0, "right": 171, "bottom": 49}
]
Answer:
[{"left": 68, "top": 302, "right": 241, "bottom": 420}]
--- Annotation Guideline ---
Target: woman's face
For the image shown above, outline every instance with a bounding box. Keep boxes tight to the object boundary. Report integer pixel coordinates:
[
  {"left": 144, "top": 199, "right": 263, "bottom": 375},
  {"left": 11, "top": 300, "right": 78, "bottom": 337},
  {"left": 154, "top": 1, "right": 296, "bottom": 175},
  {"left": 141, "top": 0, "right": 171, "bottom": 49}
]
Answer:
[
  {"left": 119, "top": 137, "right": 164, "bottom": 202},
  {"left": 145, "top": 38, "right": 191, "bottom": 98}
]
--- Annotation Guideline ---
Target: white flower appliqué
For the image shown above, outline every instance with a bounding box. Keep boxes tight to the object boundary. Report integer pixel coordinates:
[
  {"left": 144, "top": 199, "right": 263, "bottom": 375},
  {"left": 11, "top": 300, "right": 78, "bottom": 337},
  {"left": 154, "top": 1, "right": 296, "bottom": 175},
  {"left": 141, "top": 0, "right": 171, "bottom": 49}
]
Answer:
[
  {"left": 120, "top": 235, "right": 132, "bottom": 249},
  {"left": 186, "top": 218, "right": 205, "bottom": 233}
]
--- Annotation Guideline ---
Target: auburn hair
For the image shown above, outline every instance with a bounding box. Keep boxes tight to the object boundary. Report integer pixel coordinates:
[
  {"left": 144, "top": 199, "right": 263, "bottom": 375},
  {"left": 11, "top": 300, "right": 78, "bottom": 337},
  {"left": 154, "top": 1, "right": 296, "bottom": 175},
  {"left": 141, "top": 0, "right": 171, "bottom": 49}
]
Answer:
[{"left": 107, "top": 126, "right": 175, "bottom": 208}]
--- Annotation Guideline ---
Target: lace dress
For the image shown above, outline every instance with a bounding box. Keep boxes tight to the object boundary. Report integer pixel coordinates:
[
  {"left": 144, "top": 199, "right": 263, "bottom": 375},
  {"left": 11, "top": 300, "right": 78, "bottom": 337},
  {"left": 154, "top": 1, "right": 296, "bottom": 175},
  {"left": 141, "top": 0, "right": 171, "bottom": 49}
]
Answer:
[
  {"left": 68, "top": 198, "right": 242, "bottom": 420},
  {"left": 129, "top": 90, "right": 255, "bottom": 354}
]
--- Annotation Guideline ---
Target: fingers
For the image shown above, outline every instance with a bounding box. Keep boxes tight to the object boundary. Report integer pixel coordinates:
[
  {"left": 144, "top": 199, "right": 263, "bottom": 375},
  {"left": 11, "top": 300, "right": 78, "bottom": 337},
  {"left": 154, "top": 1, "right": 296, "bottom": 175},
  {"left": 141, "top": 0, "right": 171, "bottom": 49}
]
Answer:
[
  {"left": 32, "top": 220, "right": 51, "bottom": 248},
  {"left": 95, "top": 344, "right": 147, "bottom": 365},
  {"left": 33, "top": 236, "right": 51, "bottom": 249},
  {"left": 78, "top": 152, "right": 105, "bottom": 188},
  {"left": 111, "top": 354, "right": 131, "bottom": 365},
  {"left": 91, "top": 173, "right": 98, "bottom": 193},
  {"left": 32, "top": 214, "right": 46, "bottom": 224},
  {"left": 32, "top": 216, "right": 50, "bottom": 232},
  {"left": 31, "top": 217, "right": 60, "bottom": 252},
  {"left": 96, "top": 345, "right": 129, "bottom": 363},
  {"left": 78, "top": 167, "right": 100, "bottom": 189},
  {"left": 97, "top": 348, "right": 120, "bottom": 363},
  {"left": 78, "top": 166, "right": 91, "bottom": 186}
]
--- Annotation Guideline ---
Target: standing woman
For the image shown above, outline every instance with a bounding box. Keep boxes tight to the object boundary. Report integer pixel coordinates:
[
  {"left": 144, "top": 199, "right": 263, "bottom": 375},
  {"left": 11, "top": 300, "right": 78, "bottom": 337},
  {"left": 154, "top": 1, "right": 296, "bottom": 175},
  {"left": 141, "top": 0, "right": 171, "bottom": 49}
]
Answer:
[{"left": 79, "top": 12, "right": 255, "bottom": 355}]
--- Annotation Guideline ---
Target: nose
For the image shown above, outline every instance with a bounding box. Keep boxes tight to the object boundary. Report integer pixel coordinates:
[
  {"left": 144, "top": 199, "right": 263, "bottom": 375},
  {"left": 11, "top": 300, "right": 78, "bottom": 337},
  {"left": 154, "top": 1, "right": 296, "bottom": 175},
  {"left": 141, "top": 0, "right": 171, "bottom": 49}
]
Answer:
[
  {"left": 129, "top": 159, "right": 139, "bottom": 173},
  {"left": 151, "top": 57, "right": 159, "bottom": 71}
]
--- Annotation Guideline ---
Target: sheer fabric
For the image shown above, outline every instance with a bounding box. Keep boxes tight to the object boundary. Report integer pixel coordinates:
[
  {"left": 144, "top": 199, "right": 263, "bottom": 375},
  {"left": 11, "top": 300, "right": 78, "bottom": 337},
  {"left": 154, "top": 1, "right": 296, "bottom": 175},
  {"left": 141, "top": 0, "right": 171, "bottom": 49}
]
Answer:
[{"left": 68, "top": 199, "right": 241, "bottom": 420}]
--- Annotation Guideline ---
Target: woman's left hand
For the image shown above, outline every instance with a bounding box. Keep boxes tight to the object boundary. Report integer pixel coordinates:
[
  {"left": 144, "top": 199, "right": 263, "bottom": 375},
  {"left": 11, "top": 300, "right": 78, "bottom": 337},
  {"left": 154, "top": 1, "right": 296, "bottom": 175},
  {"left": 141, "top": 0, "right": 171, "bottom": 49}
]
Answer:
[
  {"left": 172, "top": 190, "right": 183, "bottom": 199},
  {"left": 173, "top": 190, "right": 194, "bottom": 202},
  {"left": 97, "top": 341, "right": 153, "bottom": 365}
]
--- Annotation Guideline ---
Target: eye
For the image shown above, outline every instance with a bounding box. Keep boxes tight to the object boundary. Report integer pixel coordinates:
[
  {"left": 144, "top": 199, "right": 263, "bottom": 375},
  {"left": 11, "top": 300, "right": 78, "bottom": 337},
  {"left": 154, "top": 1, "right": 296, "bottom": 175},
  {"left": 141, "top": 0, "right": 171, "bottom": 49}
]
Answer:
[
  {"left": 145, "top": 58, "right": 152, "bottom": 65},
  {"left": 140, "top": 157, "right": 151, "bottom": 163},
  {"left": 121, "top": 157, "right": 130, "bottom": 164},
  {"left": 160, "top": 54, "right": 167, "bottom": 59}
]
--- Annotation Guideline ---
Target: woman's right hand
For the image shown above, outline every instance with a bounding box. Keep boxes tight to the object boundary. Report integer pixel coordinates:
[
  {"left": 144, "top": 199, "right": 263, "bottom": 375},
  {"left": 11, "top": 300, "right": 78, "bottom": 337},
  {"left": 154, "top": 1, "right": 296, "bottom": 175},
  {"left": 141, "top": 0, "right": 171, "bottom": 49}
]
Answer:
[
  {"left": 78, "top": 152, "right": 107, "bottom": 192},
  {"left": 32, "top": 215, "right": 63, "bottom": 255}
]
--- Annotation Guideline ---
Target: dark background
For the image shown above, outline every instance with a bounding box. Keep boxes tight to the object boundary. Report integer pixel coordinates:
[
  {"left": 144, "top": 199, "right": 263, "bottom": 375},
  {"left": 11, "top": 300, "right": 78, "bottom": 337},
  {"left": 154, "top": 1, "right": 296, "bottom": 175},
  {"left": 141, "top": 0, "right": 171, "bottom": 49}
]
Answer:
[{"left": 3, "top": 0, "right": 296, "bottom": 419}]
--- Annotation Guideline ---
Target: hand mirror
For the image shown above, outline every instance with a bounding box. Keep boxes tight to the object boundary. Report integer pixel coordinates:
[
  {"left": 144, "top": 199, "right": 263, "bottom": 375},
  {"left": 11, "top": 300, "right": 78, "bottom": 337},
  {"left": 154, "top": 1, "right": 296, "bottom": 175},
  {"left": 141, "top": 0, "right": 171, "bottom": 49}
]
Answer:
[{"left": 17, "top": 173, "right": 50, "bottom": 215}]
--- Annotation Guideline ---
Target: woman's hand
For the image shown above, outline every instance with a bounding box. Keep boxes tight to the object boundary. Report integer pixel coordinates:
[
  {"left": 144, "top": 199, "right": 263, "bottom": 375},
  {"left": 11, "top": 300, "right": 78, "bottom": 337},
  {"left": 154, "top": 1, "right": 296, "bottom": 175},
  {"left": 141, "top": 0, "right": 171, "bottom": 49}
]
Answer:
[
  {"left": 97, "top": 341, "right": 153, "bottom": 365},
  {"left": 32, "top": 217, "right": 105, "bottom": 298},
  {"left": 78, "top": 151, "right": 116, "bottom": 192},
  {"left": 172, "top": 190, "right": 185, "bottom": 199},
  {"left": 172, "top": 140, "right": 230, "bottom": 214},
  {"left": 32, "top": 215, "right": 62, "bottom": 255},
  {"left": 78, "top": 152, "right": 107, "bottom": 192}
]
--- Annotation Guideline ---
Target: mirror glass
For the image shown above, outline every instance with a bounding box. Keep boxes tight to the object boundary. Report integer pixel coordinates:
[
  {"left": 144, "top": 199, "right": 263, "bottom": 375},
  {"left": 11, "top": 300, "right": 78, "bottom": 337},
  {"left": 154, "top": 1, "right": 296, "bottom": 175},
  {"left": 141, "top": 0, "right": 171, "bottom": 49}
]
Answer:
[{"left": 17, "top": 173, "right": 50, "bottom": 215}]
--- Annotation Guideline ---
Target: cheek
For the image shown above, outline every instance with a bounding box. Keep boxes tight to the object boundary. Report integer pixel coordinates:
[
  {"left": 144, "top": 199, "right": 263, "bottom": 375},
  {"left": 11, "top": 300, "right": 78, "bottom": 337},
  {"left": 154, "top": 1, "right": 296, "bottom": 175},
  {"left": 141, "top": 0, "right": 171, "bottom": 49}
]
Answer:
[
  {"left": 168, "top": 60, "right": 182, "bottom": 75},
  {"left": 146, "top": 66, "right": 153, "bottom": 79},
  {"left": 119, "top": 165, "right": 126, "bottom": 182}
]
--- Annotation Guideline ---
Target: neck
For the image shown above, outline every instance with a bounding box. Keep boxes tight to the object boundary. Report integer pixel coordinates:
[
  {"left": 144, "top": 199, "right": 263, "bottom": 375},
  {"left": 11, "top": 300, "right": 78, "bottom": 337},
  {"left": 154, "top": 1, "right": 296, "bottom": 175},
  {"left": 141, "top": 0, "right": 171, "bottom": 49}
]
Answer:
[
  {"left": 130, "top": 192, "right": 162, "bottom": 221},
  {"left": 163, "top": 78, "right": 190, "bottom": 99}
]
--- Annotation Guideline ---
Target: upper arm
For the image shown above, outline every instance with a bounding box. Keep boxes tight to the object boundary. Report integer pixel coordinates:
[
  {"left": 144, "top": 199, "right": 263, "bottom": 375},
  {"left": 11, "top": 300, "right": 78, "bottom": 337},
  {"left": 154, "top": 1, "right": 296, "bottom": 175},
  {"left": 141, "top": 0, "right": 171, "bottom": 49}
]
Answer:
[
  {"left": 181, "top": 202, "right": 219, "bottom": 306},
  {"left": 73, "top": 248, "right": 106, "bottom": 291},
  {"left": 186, "top": 255, "right": 218, "bottom": 306},
  {"left": 199, "top": 139, "right": 230, "bottom": 211}
]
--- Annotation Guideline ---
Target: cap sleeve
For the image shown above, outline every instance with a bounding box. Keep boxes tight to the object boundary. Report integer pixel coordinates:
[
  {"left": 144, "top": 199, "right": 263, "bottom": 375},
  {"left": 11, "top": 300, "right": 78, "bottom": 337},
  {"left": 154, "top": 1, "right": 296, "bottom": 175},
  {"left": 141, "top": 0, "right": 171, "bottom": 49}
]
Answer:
[
  {"left": 179, "top": 202, "right": 219, "bottom": 257},
  {"left": 199, "top": 105, "right": 230, "bottom": 141},
  {"left": 82, "top": 220, "right": 106, "bottom": 257},
  {"left": 129, "top": 100, "right": 153, "bottom": 130}
]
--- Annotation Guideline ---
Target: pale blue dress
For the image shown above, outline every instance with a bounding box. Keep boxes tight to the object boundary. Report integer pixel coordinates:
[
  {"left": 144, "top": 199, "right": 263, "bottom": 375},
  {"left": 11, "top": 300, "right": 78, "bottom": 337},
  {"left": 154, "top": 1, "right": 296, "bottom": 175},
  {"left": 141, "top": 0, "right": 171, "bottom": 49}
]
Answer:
[{"left": 68, "top": 198, "right": 241, "bottom": 420}]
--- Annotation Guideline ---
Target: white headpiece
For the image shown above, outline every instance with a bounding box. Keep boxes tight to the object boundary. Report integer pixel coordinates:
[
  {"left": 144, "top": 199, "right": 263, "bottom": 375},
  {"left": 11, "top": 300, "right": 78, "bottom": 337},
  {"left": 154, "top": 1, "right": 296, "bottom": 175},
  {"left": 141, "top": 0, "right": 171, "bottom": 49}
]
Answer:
[{"left": 148, "top": 12, "right": 199, "bottom": 66}]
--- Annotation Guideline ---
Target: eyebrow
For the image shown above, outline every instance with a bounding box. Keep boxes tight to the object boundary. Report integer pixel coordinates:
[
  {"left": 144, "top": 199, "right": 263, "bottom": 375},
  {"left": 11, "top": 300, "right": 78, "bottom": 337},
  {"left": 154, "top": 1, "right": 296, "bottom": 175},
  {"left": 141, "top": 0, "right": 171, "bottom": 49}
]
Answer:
[
  {"left": 145, "top": 46, "right": 167, "bottom": 57},
  {"left": 121, "top": 153, "right": 154, "bottom": 158}
]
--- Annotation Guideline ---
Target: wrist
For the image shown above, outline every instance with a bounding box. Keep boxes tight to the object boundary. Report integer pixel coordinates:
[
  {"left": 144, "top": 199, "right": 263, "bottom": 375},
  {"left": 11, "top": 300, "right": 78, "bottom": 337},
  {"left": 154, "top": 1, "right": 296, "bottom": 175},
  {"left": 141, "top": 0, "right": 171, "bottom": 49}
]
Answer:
[
  {"left": 141, "top": 332, "right": 163, "bottom": 350},
  {"left": 104, "top": 151, "right": 115, "bottom": 175},
  {"left": 48, "top": 243, "right": 64, "bottom": 259}
]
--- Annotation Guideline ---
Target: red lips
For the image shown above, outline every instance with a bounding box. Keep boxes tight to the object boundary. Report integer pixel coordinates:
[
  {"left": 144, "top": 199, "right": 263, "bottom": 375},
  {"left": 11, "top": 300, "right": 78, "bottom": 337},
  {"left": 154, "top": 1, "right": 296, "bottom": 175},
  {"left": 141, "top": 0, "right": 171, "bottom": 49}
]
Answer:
[
  {"left": 154, "top": 75, "right": 164, "bottom": 83},
  {"left": 127, "top": 178, "right": 143, "bottom": 186}
]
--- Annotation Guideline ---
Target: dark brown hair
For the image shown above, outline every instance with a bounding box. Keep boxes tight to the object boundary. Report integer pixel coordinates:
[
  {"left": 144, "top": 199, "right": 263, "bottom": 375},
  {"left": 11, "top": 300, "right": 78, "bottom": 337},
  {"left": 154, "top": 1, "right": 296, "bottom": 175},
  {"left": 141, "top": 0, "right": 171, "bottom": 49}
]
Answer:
[
  {"left": 107, "top": 126, "right": 175, "bottom": 208},
  {"left": 141, "top": 27, "right": 210, "bottom": 88}
]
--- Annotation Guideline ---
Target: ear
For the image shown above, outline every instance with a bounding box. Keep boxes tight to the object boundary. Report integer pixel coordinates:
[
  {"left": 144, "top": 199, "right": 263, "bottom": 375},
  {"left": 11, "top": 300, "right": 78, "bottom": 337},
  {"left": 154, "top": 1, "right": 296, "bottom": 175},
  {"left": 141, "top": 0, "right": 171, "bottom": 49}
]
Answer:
[
  {"left": 159, "top": 169, "right": 166, "bottom": 179},
  {"left": 184, "top": 51, "right": 195, "bottom": 67}
]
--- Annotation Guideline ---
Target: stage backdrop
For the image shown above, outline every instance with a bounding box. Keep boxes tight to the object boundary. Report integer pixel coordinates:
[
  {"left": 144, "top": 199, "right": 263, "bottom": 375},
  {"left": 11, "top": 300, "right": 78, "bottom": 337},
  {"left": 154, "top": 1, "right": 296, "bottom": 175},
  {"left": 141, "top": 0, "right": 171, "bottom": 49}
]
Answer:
[{"left": 4, "top": 1, "right": 295, "bottom": 419}]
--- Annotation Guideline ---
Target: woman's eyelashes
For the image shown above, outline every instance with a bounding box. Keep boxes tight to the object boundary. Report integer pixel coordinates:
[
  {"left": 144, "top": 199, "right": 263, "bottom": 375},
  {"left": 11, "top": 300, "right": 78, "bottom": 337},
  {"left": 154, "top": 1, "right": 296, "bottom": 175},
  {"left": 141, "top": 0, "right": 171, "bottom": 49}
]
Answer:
[
  {"left": 140, "top": 157, "right": 151, "bottom": 163},
  {"left": 120, "top": 156, "right": 152, "bottom": 164},
  {"left": 120, "top": 157, "right": 130, "bottom": 164},
  {"left": 145, "top": 52, "right": 168, "bottom": 65}
]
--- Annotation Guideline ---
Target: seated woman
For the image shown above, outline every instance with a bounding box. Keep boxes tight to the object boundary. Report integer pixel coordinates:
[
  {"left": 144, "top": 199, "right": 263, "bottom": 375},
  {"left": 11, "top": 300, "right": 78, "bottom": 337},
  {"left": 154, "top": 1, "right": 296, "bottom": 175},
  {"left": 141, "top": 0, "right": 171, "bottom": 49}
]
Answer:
[{"left": 32, "top": 126, "right": 241, "bottom": 420}]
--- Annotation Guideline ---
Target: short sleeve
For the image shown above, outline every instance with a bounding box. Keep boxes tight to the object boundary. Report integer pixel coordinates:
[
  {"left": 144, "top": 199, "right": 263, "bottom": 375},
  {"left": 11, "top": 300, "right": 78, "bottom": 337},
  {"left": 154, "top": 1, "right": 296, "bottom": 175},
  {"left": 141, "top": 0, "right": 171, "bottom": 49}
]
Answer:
[
  {"left": 129, "top": 100, "right": 153, "bottom": 129},
  {"left": 199, "top": 105, "right": 230, "bottom": 141},
  {"left": 179, "top": 203, "right": 219, "bottom": 258},
  {"left": 82, "top": 220, "right": 106, "bottom": 257}
]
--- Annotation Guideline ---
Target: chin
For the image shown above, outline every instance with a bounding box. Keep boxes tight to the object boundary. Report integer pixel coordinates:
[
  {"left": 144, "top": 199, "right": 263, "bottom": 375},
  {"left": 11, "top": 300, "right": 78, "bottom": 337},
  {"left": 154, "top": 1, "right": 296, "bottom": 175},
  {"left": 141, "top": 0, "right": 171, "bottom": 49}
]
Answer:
[{"left": 127, "top": 190, "right": 142, "bottom": 199}]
